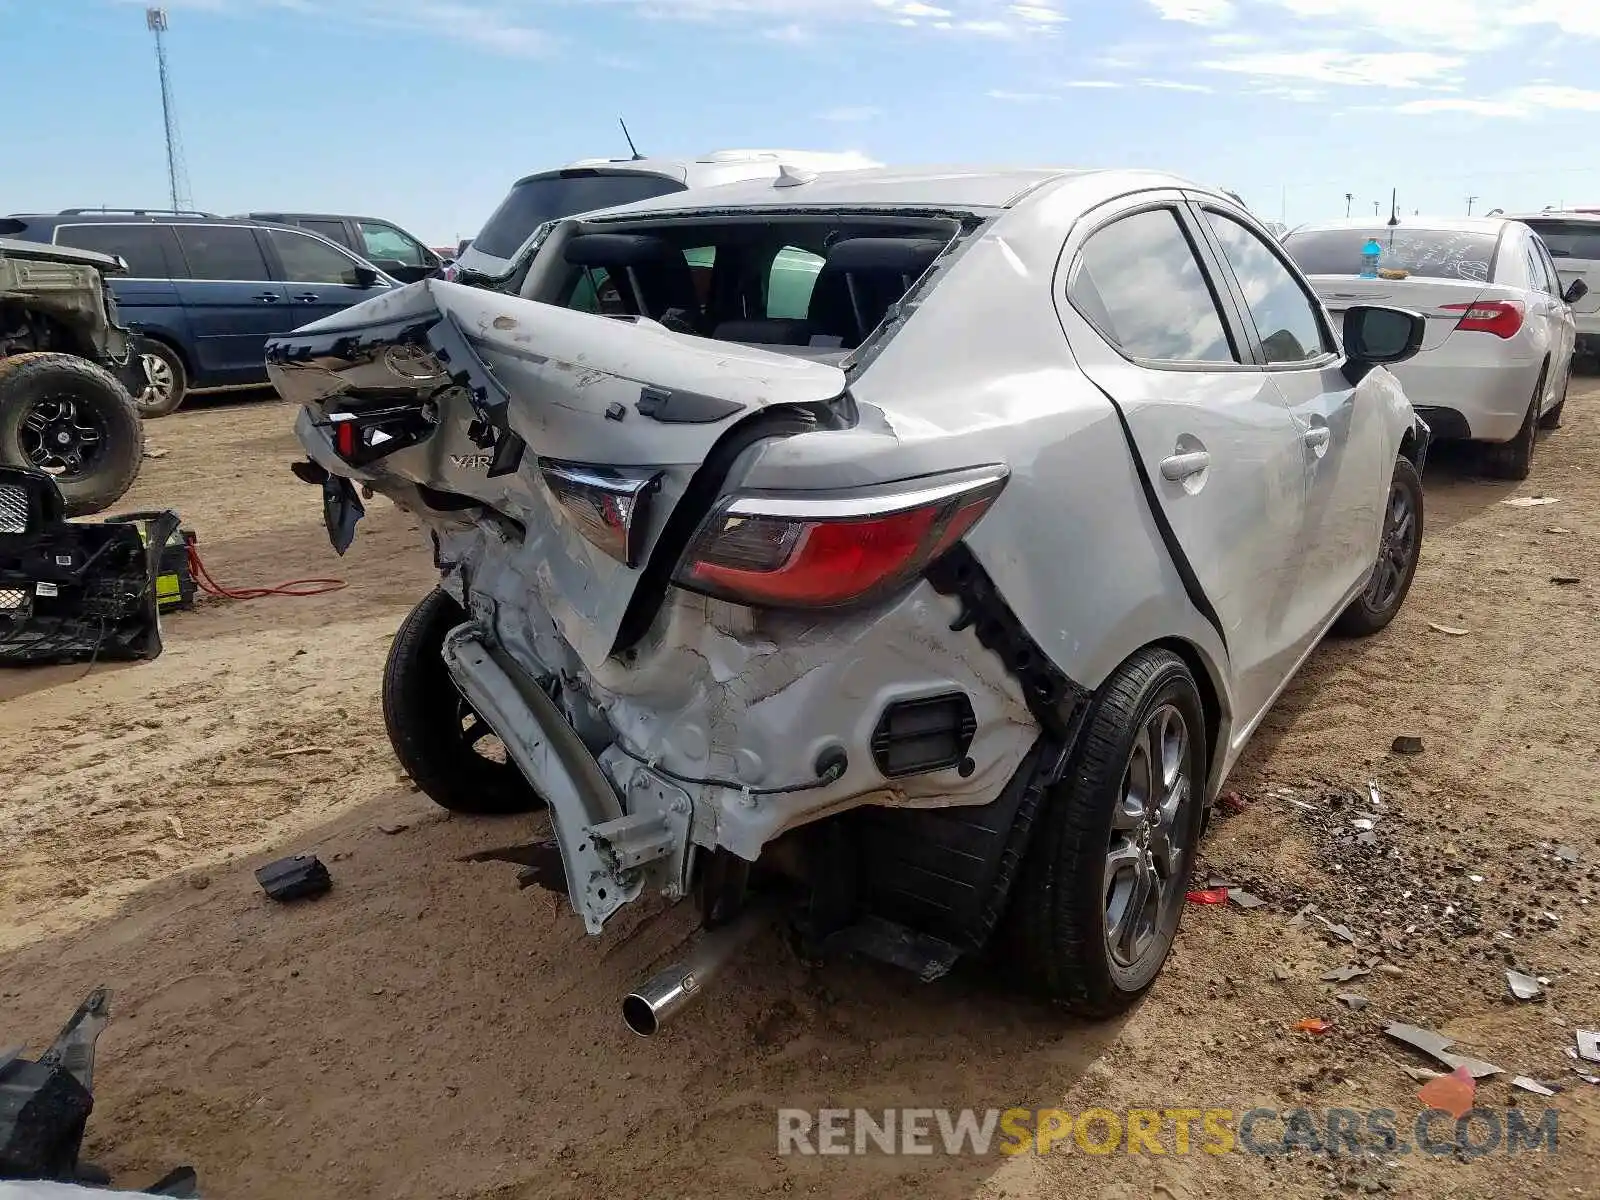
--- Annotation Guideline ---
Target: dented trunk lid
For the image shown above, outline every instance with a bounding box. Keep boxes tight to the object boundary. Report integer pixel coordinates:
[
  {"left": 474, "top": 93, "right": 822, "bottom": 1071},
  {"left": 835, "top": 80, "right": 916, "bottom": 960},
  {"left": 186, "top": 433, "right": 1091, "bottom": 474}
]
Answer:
[{"left": 272, "top": 279, "right": 850, "bottom": 667}]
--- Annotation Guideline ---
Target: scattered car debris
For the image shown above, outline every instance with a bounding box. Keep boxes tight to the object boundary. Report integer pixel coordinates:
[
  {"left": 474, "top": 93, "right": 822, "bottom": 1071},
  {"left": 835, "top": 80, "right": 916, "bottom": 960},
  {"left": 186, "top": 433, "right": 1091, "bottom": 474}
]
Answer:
[
  {"left": 1427, "top": 623, "right": 1469, "bottom": 636},
  {"left": 1512, "top": 1076, "right": 1557, "bottom": 1097},
  {"left": 1391, "top": 735, "right": 1425, "bottom": 755},
  {"left": 1577, "top": 1030, "right": 1600, "bottom": 1064},
  {"left": 1505, "top": 970, "right": 1544, "bottom": 1000},
  {"left": 1293, "top": 1017, "right": 1332, "bottom": 1035},
  {"left": 1272, "top": 963, "right": 1291, "bottom": 981},
  {"left": 254, "top": 854, "right": 332, "bottom": 902},
  {"left": 1288, "top": 903, "right": 1315, "bottom": 928},
  {"left": 145, "top": 447, "right": 170, "bottom": 460},
  {"left": 1555, "top": 845, "right": 1581, "bottom": 864},
  {"left": 1546, "top": 525, "right": 1572, "bottom": 534},
  {"left": 1217, "top": 791, "right": 1249, "bottom": 816},
  {"left": 1314, "top": 914, "right": 1357, "bottom": 944},
  {"left": 1227, "top": 888, "right": 1266, "bottom": 909},
  {"left": 1550, "top": 576, "right": 1581, "bottom": 586},
  {"left": 1186, "top": 887, "right": 1229, "bottom": 905},
  {"left": 1336, "top": 993, "right": 1370, "bottom": 1011},
  {"left": 1500, "top": 495, "right": 1559, "bottom": 507},
  {"left": 1321, "top": 964, "right": 1370, "bottom": 982},
  {"left": 1367, "top": 782, "right": 1383, "bottom": 809},
  {"left": 1418, "top": 1066, "right": 1477, "bottom": 1118},
  {"left": 1352, "top": 817, "right": 1375, "bottom": 831},
  {"left": 1400, "top": 1065, "right": 1443, "bottom": 1083},
  {"left": 267, "top": 745, "right": 333, "bottom": 759},
  {"left": 1384, "top": 1022, "right": 1503, "bottom": 1078}
]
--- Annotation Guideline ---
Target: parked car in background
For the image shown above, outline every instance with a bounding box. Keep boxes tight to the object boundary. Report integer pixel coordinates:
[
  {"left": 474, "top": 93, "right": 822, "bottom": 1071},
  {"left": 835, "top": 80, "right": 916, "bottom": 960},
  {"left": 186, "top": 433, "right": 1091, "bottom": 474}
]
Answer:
[
  {"left": 0, "top": 238, "right": 144, "bottom": 513},
  {"left": 1281, "top": 217, "right": 1580, "bottom": 479},
  {"left": 453, "top": 148, "right": 882, "bottom": 283},
  {"left": 275, "top": 167, "right": 1430, "bottom": 1028},
  {"left": 0, "top": 209, "right": 398, "bottom": 416},
  {"left": 1503, "top": 211, "right": 1600, "bottom": 363},
  {"left": 238, "top": 211, "right": 442, "bottom": 283}
]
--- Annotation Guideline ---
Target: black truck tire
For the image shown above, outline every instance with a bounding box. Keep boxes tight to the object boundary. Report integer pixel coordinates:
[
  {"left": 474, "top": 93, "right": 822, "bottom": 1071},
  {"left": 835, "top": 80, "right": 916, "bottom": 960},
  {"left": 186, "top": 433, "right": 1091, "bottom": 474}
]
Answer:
[
  {"left": 0, "top": 351, "right": 144, "bottom": 516},
  {"left": 382, "top": 587, "right": 545, "bottom": 816}
]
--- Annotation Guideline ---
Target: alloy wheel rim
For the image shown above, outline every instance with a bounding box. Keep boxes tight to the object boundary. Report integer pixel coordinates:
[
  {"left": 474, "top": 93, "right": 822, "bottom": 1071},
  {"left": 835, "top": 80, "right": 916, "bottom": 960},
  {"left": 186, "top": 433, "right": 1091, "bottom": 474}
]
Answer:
[
  {"left": 140, "top": 353, "right": 174, "bottom": 406},
  {"left": 1364, "top": 481, "right": 1416, "bottom": 610},
  {"left": 1104, "top": 703, "right": 1192, "bottom": 969},
  {"left": 18, "top": 394, "right": 105, "bottom": 478}
]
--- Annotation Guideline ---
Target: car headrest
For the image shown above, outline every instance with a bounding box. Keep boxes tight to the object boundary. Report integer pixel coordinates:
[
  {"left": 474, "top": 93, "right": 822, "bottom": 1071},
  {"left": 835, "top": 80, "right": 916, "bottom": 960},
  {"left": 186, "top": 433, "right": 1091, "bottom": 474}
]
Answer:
[
  {"left": 563, "top": 233, "right": 686, "bottom": 271},
  {"left": 821, "top": 237, "right": 946, "bottom": 276}
]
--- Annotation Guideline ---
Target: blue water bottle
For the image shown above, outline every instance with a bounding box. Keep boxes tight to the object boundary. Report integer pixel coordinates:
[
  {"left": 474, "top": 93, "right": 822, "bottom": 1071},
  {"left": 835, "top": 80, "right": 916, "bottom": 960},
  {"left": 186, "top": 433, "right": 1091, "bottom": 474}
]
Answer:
[{"left": 1360, "top": 238, "right": 1382, "bottom": 279}]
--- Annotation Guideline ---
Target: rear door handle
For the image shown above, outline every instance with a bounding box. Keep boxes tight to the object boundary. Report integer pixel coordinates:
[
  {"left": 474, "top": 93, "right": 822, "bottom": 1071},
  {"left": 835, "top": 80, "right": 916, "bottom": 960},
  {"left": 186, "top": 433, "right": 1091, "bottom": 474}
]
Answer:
[
  {"left": 254, "top": 292, "right": 281, "bottom": 303},
  {"left": 1303, "top": 427, "right": 1331, "bottom": 450},
  {"left": 292, "top": 293, "right": 320, "bottom": 303},
  {"left": 1160, "top": 450, "right": 1211, "bottom": 481}
]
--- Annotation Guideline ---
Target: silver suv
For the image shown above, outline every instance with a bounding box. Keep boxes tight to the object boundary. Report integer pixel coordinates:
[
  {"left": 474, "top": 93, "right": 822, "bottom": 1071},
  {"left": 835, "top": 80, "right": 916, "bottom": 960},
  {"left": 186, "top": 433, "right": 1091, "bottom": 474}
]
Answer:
[
  {"left": 275, "top": 167, "right": 1430, "bottom": 1033},
  {"left": 1508, "top": 210, "right": 1600, "bottom": 360}
]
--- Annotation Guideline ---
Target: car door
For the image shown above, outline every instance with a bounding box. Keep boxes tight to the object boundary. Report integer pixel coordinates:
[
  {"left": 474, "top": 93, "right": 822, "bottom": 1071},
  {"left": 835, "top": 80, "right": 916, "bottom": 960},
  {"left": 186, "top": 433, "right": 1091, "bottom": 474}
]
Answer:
[
  {"left": 261, "top": 226, "right": 391, "bottom": 326},
  {"left": 1531, "top": 234, "right": 1576, "bottom": 392},
  {"left": 170, "top": 224, "right": 288, "bottom": 384},
  {"left": 1053, "top": 195, "right": 1310, "bottom": 731},
  {"left": 356, "top": 219, "right": 440, "bottom": 283},
  {"left": 1188, "top": 200, "right": 1383, "bottom": 648}
]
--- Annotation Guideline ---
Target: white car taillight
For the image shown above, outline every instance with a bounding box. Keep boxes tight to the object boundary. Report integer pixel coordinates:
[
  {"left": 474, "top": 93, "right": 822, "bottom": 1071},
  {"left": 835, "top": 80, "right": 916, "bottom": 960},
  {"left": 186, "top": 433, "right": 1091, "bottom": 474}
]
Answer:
[
  {"left": 540, "top": 460, "right": 663, "bottom": 568},
  {"left": 674, "top": 466, "right": 1008, "bottom": 609},
  {"left": 1442, "top": 299, "right": 1524, "bottom": 339}
]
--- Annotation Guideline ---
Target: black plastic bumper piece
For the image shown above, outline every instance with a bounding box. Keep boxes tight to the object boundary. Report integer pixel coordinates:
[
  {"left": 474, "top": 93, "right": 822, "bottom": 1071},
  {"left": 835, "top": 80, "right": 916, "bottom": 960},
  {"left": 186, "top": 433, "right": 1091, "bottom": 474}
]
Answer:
[
  {"left": 0, "top": 987, "right": 108, "bottom": 1182},
  {"left": 1412, "top": 406, "right": 1472, "bottom": 441},
  {"left": 254, "top": 854, "right": 332, "bottom": 902},
  {"left": 0, "top": 467, "right": 176, "bottom": 666}
]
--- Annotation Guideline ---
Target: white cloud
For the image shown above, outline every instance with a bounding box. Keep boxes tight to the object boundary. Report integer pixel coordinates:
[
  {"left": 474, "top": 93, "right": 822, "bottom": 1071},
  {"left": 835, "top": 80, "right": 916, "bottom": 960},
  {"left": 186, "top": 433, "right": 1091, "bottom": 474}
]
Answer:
[
  {"left": 1394, "top": 96, "right": 1528, "bottom": 117},
  {"left": 1149, "top": 0, "right": 1235, "bottom": 24},
  {"left": 1396, "top": 83, "right": 1600, "bottom": 117},
  {"left": 987, "top": 88, "right": 1057, "bottom": 101},
  {"left": 818, "top": 104, "right": 883, "bottom": 121},
  {"left": 1202, "top": 48, "right": 1463, "bottom": 89},
  {"left": 1137, "top": 77, "right": 1214, "bottom": 92},
  {"left": 1009, "top": 3, "right": 1066, "bottom": 24},
  {"left": 1064, "top": 79, "right": 1124, "bottom": 88}
]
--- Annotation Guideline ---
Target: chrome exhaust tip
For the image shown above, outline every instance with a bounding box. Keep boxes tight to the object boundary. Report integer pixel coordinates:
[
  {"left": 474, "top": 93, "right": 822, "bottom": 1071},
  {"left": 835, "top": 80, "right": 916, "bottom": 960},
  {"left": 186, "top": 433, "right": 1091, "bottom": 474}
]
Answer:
[{"left": 622, "top": 908, "right": 765, "bottom": 1038}]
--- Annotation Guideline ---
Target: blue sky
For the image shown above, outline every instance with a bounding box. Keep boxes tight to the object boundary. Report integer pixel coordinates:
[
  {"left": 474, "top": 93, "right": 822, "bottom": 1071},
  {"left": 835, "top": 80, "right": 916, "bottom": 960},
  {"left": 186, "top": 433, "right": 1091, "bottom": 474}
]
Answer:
[{"left": 10, "top": 0, "right": 1600, "bottom": 243}]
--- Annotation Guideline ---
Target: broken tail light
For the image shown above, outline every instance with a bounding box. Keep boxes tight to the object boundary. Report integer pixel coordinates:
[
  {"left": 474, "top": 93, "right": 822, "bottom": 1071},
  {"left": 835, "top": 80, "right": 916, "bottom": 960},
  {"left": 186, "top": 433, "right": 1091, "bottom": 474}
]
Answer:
[
  {"left": 1442, "top": 300, "right": 1524, "bottom": 339},
  {"left": 540, "top": 460, "right": 663, "bottom": 568},
  {"left": 675, "top": 466, "right": 1008, "bottom": 609}
]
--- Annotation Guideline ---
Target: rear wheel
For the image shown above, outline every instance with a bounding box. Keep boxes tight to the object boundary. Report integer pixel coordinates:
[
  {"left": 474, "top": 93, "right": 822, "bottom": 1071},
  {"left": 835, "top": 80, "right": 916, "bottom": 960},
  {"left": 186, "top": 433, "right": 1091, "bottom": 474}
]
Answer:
[
  {"left": 382, "top": 587, "right": 545, "bottom": 816},
  {"left": 134, "top": 338, "right": 187, "bottom": 418},
  {"left": 1332, "top": 456, "right": 1424, "bottom": 637},
  {"left": 1483, "top": 364, "right": 1544, "bottom": 481},
  {"left": 0, "top": 351, "right": 144, "bottom": 516},
  {"left": 1003, "top": 648, "right": 1206, "bottom": 1017}
]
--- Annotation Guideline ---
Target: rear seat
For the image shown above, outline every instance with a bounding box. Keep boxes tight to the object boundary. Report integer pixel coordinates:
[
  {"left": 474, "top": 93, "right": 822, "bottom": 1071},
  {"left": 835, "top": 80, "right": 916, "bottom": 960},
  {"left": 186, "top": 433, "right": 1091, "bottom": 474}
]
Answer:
[
  {"left": 713, "top": 237, "right": 947, "bottom": 349},
  {"left": 563, "top": 233, "right": 702, "bottom": 330}
]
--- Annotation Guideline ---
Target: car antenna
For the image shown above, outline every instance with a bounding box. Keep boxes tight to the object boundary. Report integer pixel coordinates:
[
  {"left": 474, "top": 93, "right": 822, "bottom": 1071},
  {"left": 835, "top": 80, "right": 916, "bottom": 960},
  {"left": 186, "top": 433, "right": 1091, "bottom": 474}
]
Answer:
[
  {"left": 1387, "top": 188, "right": 1400, "bottom": 227},
  {"left": 618, "top": 116, "right": 644, "bottom": 161}
]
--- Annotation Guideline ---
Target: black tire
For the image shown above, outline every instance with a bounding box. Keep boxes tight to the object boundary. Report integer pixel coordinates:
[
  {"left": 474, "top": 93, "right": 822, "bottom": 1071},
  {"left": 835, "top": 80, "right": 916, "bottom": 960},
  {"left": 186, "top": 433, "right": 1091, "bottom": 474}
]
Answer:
[
  {"left": 0, "top": 351, "right": 144, "bottom": 516},
  {"left": 1482, "top": 363, "right": 1544, "bottom": 481},
  {"left": 133, "top": 338, "right": 187, "bottom": 418},
  {"left": 382, "top": 587, "right": 545, "bottom": 816},
  {"left": 1538, "top": 362, "right": 1569, "bottom": 431},
  {"left": 1003, "top": 648, "right": 1207, "bottom": 1017},
  {"left": 1331, "top": 456, "right": 1424, "bottom": 638}
]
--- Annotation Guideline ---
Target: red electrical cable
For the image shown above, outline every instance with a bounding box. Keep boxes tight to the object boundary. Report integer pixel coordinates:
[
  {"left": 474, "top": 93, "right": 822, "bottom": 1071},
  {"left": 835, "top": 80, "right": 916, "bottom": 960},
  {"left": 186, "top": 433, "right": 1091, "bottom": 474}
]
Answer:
[{"left": 186, "top": 544, "right": 347, "bottom": 601}]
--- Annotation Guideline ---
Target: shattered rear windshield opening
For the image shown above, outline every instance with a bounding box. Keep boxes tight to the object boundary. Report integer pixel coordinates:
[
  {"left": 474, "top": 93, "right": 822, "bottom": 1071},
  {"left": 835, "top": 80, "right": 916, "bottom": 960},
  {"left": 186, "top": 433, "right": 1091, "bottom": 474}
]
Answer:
[
  {"left": 1282, "top": 227, "right": 1497, "bottom": 282},
  {"left": 472, "top": 174, "right": 689, "bottom": 259}
]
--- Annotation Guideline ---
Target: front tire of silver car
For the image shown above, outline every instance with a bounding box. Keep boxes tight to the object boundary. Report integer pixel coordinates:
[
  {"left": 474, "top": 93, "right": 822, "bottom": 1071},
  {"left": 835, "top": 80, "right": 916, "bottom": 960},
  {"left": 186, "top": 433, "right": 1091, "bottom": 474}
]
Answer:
[
  {"left": 1004, "top": 648, "right": 1206, "bottom": 1017},
  {"left": 1331, "top": 456, "right": 1424, "bottom": 638}
]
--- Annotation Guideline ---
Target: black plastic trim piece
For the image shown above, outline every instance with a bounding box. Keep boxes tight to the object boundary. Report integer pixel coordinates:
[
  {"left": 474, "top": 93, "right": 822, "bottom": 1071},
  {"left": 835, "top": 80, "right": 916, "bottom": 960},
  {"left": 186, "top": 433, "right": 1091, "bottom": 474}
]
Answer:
[
  {"left": 869, "top": 692, "right": 977, "bottom": 779},
  {"left": 636, "top": 383, "right": 744, "bottom": 425}
]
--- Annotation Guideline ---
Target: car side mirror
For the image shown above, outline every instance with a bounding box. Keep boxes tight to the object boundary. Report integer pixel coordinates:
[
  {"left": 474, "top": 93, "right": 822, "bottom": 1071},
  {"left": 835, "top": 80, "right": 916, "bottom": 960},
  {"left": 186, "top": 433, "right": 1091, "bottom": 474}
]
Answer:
[
  {"left": 352, "top": 264, "right": 381, "bottom": 289},
  {"left": 1341, "top": 304, "right": 1425, "bottom": 385},
  {"left": 1564, "top": 277, "right": 1588, "bottom": 305}
]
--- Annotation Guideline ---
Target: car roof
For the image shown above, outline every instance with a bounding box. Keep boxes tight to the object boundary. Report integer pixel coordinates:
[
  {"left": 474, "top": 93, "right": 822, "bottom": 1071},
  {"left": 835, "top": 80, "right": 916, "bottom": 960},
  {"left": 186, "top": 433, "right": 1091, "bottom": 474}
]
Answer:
[
  {"left": 7, "top": 212, "right": 262, "bottom": 227},
  {"left": 574, "top": 165, "right": 1124, "bottom": 219},
  {"left": 510, "top": 149, "right": 884, "bottom": 190},
  {"left": 1505, "top": 210, "right": 1600, "bottom": 224},
  {"left": 0, "top": 236, "right": 124, "bottom": 272},
  {"left": 1288, "top": 216, "right": 1516, "bottom": 236}
]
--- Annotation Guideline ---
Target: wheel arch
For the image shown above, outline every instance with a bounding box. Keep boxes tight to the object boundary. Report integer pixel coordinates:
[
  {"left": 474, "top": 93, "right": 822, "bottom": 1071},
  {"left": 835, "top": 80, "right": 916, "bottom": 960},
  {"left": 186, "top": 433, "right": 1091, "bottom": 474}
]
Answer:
[{"left": 135, "top": 328, "right": 193, "bottom": 376}]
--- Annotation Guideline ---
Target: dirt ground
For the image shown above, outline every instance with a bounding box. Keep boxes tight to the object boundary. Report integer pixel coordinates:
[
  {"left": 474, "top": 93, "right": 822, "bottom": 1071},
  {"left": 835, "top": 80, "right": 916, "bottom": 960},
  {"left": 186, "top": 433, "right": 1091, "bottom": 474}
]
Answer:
[{"left": 1, "top": 384, "right": 1596, "bottom": 1200}]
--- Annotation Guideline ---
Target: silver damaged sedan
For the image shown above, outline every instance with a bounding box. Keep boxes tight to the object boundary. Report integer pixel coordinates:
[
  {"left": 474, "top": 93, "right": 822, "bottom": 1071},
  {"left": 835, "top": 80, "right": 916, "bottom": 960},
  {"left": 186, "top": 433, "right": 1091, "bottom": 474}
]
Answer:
[{"left": 272, "top": 167, "right": 1432, "bottom": 1031}]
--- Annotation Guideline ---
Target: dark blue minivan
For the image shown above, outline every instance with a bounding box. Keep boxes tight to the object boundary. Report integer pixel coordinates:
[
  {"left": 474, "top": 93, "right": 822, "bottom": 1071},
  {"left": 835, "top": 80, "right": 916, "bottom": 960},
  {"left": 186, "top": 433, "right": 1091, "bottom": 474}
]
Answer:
[{"left": 0, "top": 209, "right": 398, "bottom": 417}]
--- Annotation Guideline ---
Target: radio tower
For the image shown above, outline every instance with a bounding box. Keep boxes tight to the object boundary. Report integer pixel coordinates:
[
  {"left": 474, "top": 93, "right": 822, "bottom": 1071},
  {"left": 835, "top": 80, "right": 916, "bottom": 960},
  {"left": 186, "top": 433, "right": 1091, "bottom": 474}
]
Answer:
[{"left": 146, "top": 8, "right": 192, "bottom": 211}]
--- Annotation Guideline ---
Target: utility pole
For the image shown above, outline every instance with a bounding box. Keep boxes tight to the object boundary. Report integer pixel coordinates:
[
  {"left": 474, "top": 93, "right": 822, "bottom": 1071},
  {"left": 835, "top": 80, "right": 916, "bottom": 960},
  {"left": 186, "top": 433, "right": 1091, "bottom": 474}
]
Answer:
[
  {"left": 1344, "top": 192, "right": 1354, "bottom": 218},
  {"left": 1373, "top": 200, "right": 1380, "bottom": 216},
  {"left": 1466, "top": 195, "right": 1478, "bottom": 216},
  {"left": 146, "top": 8, "right": 191, "bottom": 212}
]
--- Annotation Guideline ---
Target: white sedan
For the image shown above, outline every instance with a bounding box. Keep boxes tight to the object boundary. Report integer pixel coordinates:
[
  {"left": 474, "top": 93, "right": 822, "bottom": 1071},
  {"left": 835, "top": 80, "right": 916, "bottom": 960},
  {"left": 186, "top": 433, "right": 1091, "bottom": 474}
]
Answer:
[{"left": 1282, "top": 217, "right": 1582, "bottom": 479}]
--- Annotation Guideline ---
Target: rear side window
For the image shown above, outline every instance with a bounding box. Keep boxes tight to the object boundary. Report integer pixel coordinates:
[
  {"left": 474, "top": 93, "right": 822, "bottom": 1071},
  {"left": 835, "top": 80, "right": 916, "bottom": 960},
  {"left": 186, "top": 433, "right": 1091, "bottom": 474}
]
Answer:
[
  {"left": 174, "top": 225, "right": 270, "bottom": 281},
  {"left": 54, "top": 224, "right": 184, "bottom": 278},
  {"left": 266, "top": 227, "right": 361, "bottom": 285},
  {"left": 473, "top": 173, "right": 688, "bottom": 260},
  {"left": 766, "top": 246, "right": 823, "bottom": 318},
  {"left": 1069, "top": 208, "right": 1235, "bottom": 363},
  {"left": 299, "top": 218, "right": 351, "bottom": 247},
  {"left": 1523, "top": 220, "right": 1600, "bottom": 261},
  {"left": 1522, "top": 238, "right": 1554, "bottom": 295},
  {"left": 1282, "top": 227, "right": 1496, "bottom": 282},
  {"left": 1203, "top": 210, "right": 1331, "bottom": 363}
]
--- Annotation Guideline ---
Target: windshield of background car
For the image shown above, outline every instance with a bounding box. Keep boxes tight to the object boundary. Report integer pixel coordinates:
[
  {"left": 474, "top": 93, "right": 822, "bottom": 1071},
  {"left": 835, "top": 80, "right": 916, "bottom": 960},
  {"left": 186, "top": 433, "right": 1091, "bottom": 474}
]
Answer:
[
  {"left": 1282, "top": 227, "right": 1498, "bottom": 282},
  {"left": 1521, "top": 219, "right": 1600, "bottom": 260},
  {"left": 472, "top": 173, "right": 689, "bottom": 259}
]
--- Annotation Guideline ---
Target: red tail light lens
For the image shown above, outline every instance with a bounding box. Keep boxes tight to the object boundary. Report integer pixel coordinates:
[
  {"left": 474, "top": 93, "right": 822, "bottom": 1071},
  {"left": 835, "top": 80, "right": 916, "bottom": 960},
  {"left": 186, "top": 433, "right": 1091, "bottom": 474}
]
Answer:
[
  {"left": 676, "top": 467, "right": 1008, "bottom": 609},
  {"left": 1442, "top": 300, "right": 1524, "bottom": 339}
]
